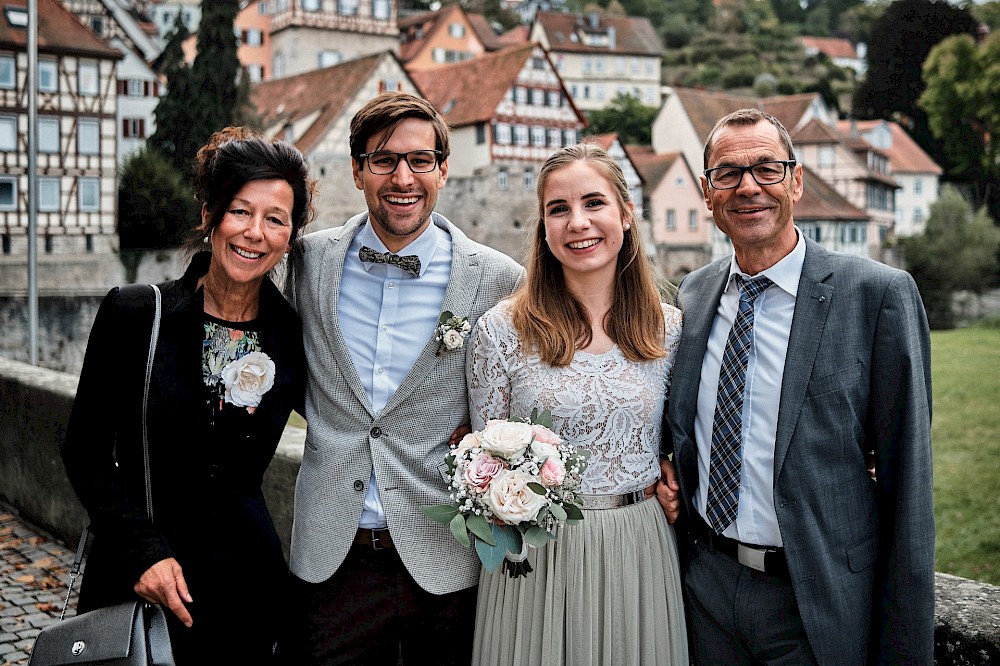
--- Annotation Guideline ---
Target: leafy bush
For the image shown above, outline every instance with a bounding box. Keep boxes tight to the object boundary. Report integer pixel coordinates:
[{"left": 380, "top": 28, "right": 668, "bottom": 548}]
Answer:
[{"left": 118, "top": 146, "right": 200, "bottom": 251}]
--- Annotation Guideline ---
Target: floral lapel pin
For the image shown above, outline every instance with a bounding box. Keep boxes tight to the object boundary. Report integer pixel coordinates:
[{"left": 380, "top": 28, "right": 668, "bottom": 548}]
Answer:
[{"left": 435, "top": 311, "right": 472, "bottom": 356}]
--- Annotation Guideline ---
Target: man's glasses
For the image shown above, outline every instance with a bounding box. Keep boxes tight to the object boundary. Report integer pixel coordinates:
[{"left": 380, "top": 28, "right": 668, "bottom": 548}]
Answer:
[
  {"left": 704, "top": 160, "right": 796, "bottom": 190},
  {"left": 358, "top": 150, "right": 442, "bottom": 175}
]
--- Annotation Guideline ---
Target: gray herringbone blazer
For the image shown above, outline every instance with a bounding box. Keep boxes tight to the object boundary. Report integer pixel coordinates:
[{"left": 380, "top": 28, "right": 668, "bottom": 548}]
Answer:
[
  {"left": 286, "top": 212, "right": 523, "bottom": 594},
  {"left": 668, "top": 238, "right": 935, "bottom": 665}
]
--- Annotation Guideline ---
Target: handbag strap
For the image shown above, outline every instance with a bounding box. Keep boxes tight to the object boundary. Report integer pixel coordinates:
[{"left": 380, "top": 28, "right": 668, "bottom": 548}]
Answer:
[{"left": 59, "top": 283, "right": 161, "bottom": 621}]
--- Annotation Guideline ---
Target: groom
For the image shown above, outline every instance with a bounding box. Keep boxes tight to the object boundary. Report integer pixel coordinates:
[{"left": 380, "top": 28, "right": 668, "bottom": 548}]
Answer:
[{"left": 283, "top": 92, "right": 523, "bottom": 664}]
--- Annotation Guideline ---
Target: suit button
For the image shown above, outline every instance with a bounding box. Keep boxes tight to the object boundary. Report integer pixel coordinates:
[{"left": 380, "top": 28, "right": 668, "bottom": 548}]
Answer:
[
  {"left": 353, "top": 480, "right": 364, "bottom": 491},
  {"left": 370, "top": 426, "right": 381, "bottom": 438}
]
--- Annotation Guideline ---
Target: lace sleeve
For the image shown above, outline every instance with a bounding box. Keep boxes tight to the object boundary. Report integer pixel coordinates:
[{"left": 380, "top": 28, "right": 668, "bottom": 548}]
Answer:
[{"left": 466, "top": 305, "right": 516, "bottom": 430}]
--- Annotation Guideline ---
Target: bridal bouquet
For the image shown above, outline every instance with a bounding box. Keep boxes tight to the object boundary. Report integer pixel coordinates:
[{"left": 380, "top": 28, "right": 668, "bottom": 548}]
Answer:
[{"left": 422, "top": 409, "right": 588, "bottom": 578}]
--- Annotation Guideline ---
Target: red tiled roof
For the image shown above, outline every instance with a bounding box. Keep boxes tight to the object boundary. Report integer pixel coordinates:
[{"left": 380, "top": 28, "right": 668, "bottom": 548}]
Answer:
[
  {"left": 252, "top": 52, "right": 389, "bottom": 155},
  {"left": 796, "top": 164, "right": 869, "bottom": 221},
  {"left": 467, "top": 12, "right": 504, "bottom": 51},
  {"left": 409, "top": 43, "right": 574, "bottom": 128},
  {"left": 627, "top": 145, "right": 682, "bottom": 190},
  {"left": 837, "top": 119, "right": 942, "bottom": 174},
  {"left": 792, "top": 118, "right": 840, "bottom": 144},
  {"left": 534, "top": 11, "right": 662, "bottom": 56},
  {"left": 498, "top": 24, "right": 529, "bottom": 47},
  {"left": 0, "top": 0, "right": 121, "bottom": 58},
  {"left": 399, "top": 5, "right": 467, "bottom": 63},
  {"left": 800, "top": 36, "right": 857, "bottom": 60},
  {"left": 672, "top": 88, "right": 822, "bottom": 144}
]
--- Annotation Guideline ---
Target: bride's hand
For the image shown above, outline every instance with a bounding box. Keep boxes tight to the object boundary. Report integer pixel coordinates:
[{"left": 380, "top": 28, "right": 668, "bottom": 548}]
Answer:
[{"left": 656, "top": 459, "right": 680, "bottom": 524}]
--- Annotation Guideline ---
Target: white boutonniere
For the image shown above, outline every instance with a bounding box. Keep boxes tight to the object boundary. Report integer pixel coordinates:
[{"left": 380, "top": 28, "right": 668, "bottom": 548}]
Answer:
[
  {"left": 221, "top": 351, "right": 275, "bottom": 414},
  {"left": 435, "top": 311, "right": 472, "bottom": 356}
]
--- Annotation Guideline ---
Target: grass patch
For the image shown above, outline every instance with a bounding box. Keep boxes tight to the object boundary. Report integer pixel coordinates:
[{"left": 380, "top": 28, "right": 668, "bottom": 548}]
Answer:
[{"left": 931, "top": 323, "right": 1000, "bottom": 585}]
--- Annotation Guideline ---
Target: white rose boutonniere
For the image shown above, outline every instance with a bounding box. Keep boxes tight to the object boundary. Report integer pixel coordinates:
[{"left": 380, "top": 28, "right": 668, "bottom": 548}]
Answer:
[
  {"left": 221, "top": 351, "right": 275, "bottom": 414},
  {"left": 435, "top": 311, "right": 472, "bottom": 356}
]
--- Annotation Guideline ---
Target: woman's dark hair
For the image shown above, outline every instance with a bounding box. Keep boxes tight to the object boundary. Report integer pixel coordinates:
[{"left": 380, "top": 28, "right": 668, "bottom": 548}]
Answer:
[{"left": 190, "top": 126, "right": 316, "bottom": 249}]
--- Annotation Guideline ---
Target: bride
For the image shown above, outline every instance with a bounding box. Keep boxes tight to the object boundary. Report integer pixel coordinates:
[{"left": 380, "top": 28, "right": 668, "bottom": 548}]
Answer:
[{"left": 467, "top": 143, "right": 688, "bottom": 665}]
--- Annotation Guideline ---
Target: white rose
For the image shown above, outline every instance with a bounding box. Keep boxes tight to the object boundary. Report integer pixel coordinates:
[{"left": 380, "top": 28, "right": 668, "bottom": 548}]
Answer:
[
  {"left": 442, "top": 329, "right": 465, "bottom": 350},
  {"left": 479, "top": 420, "right": 534, "bottom": 459},
  {"left": 222, "top": 351, "right": 275, "bottom": 409},
  {"left": 530, "top": 439, "right": 559, "bottom": 461},
  {"left": 486, "top": 469, "right": 547, "bottom": 524},
  {"left": 452, "top": 432, "right": 481, "bottom": 458}
]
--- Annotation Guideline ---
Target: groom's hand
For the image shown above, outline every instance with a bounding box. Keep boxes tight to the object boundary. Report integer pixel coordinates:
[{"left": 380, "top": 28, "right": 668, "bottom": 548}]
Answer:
[
  {"left": 656, "top": 459, "right": 680, "bottom": 524},
  {"left": 447, "top": 423, "right": 472, "bottom": 447}
]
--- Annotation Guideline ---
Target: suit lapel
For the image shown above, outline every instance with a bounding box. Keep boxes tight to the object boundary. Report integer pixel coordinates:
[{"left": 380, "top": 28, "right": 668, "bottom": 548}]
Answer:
[
  {"left": 773, "top": 239, "right": 834, "bottom": 480},
  {"left": 319, "top": 214, "right": 374, "bottom": 416},
  {"left": 381, "top": 215, "right": 482, "bottom": 416}
]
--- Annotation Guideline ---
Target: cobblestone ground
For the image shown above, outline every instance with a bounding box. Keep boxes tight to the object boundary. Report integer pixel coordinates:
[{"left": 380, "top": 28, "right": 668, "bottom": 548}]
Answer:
[{"left": 0, "top": 506, "right": 78, "bottom": 666}]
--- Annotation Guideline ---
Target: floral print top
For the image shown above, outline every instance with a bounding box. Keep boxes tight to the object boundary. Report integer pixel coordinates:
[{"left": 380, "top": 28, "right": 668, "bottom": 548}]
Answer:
[{"left": 203, "top": 315, "right": 275, "bottom": 416}]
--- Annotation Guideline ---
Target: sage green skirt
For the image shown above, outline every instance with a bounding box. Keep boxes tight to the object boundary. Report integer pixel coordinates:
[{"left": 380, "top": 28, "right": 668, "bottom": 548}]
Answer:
[{"left": 472, "top": 496, "right": 688, "bottom": 666}]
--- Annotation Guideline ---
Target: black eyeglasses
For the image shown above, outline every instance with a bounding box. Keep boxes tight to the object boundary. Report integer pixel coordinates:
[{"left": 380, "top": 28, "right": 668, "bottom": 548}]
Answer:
[
  {"left": 704, "top": 160, "right": 796, "bottom": 190},
  {"left": 358, "top": 150, "right": 442, "bottom": 175}
]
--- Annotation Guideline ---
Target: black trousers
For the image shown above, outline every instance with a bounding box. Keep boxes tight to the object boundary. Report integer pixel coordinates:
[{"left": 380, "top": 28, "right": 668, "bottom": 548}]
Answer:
[{"left": 280, "top": 545, "right": 477, "bottom": 665}]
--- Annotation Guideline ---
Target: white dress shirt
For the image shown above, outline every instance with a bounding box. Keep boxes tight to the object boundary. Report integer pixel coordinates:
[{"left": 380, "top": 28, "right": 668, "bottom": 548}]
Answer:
[
  {"left": 693, "top": 229, "right": 805, "bottom": 546},
  {"left": 339, "top": 220, "right": 452, "bottom": 529}
]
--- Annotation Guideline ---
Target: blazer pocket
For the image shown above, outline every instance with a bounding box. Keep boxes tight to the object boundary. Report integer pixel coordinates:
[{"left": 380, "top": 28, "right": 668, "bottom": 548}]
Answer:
[
  {"left": 847, "top": 537, "right": 876, "bottom": 572},
  {"left": 806, "top": 361, "right": 864, "bottom": 398}
]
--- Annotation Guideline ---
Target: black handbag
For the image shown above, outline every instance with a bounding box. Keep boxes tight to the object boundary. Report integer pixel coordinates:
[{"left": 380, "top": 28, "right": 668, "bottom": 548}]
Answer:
[{"left": 29, "top": 284, "right": 176, "bottom": 666}]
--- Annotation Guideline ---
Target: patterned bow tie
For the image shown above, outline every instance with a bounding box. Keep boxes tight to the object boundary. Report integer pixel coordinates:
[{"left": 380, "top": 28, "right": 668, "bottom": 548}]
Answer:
[{"left": 359, "top": 246, "right": 421, "bottom": 276}]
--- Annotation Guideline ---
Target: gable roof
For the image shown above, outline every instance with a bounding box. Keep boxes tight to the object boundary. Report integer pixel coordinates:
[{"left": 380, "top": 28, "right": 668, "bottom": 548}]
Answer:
[
  {"left": 837, "top": 119, "right": 942, "bottom": 175},
  {"left": 0, "top": 0, "right": 121, "bottom": 59},
  {"left": 533, "top": 11, "right": 662, "bottom": 57},
  {"left": 252, "top": 51, "right": 395, "bottom": 154},
  {"left": 627, "top": 145, "right": 685, "bottom": 190},
  {"left": 793, "top": 118, "right": 840, "bottom": 144},
  {"left": 498, "top": 24, "right": 529, "bottom": 47},
  {"left": 800, "top": 36, "right": 857, "bottom": 60},
  {"left": 399, "top": 4, "right": 475, "bottom": 63},
  {"left": 95, "top": 0, "right": 161, "bottom": 61},
  {"left": 409, "top": 43, "right": 550, "bottom": 127},
  {"left": 672, "top": 88, "right": 822, "bottom": 142},
  {"left": 796, "top": 164, "right": 869, "bottom": 221},
  {"left": 467, "top": 12, "right": 504, "bottom": 51}
]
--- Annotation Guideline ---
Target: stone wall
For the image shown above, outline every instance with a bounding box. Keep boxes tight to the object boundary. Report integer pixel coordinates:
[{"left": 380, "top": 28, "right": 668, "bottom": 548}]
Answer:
[{"left": 1, "top": 357, "right": 998, "bottom": 663}]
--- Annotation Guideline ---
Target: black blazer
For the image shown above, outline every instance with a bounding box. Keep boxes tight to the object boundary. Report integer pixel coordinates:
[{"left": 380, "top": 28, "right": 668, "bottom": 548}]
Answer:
[{"left": 61, "top": 252, "right": 305, "bottom": 614}]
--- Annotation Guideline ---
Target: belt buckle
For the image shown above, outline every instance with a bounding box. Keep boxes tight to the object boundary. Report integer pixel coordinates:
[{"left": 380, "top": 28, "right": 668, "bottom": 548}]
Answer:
[
  {"left": 737, "top": 543, "right": 769, "bottom": 573},
  {"left": 370, "top": 529, "right": 386, "bottom": 550}
]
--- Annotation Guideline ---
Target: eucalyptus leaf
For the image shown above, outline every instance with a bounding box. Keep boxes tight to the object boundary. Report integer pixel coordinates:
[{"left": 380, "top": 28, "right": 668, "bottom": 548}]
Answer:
[
  {"left": 505, "top": 525, "right": 523, "bottom": 554},
  {"left": 564, "top": 503, "right": 584, "bottom": 521},
  {"left": 422, "top": 504, "right": 460, "bottom": 525},
  {"left": 450, "top": 513, "right": 470, "bottom": 548},
  {"left": 466, "top": 514, "right": 496, "bottom": 546},
  {"left": 548, "top": 502, "right": 567, "bottom": 521},
  {"left": 439, "top": 310, "right": 453, "bottom": 325},
  {"left": 476, "top": 526, "right": 507, "bottom": 572},
  {"left": 523, "top": 525, "right": 549, "bottom": 548},
  {"left": 527, "top": 482, "right": 547, "bottom": 495}
]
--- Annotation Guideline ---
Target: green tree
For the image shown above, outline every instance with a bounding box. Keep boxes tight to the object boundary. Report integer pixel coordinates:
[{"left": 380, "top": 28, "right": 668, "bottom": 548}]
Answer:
[
  {"left": 585, "top": 93, "right": 658, "bottom": 146},
  {"left": 920, "top": 31, "right": 1000, "bottom": 222},
  {"left": 903, "top": 186, "right": 1000, "bottom": 329},
  {"left": 852, "top": 0, "right": 977, "bottom": 173},
  {"left": 972, "top": 1, "right": 1000, "bottom": 30},
  {"left": 149, "top": 14, "right": 193, "bottom": 174}
]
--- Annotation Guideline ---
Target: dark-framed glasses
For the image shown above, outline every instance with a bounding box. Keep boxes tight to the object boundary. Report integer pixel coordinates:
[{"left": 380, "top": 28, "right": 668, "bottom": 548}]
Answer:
[
  {"left": 359, "top": 150, "right": 442, "bottom": 175},
  {"left": 704, "top": 160, "right": 796, "bottom": 190}
]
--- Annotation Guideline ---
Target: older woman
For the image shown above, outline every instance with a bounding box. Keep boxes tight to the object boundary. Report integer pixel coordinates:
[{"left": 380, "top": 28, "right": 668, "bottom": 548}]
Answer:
[{"left": 60, "top": 127, "right": 315, "bottom": 664}]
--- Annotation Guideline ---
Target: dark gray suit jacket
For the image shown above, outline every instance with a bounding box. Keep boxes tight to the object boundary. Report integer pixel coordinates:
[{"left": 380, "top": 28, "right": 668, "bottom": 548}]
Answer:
[{"left": 667, "top": 237, "right": 934, "bottom": 665}]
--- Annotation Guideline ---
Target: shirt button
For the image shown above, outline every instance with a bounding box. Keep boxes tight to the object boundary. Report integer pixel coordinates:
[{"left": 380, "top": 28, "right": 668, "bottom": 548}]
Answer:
[
  {"left": 376, "top": 367, "right": 384, "bottom": 374},
  {"left": 370, "top": 426, "right": 382, "bottom": 438},
  {"left": 382, "top": 324, "right": 389, "bottom": 331},
  {"left": 388, "top": 282, "right": 395, "bottom": 288},
  {"left": 353, "top": 479, "right": 364, "bottom": 491}
]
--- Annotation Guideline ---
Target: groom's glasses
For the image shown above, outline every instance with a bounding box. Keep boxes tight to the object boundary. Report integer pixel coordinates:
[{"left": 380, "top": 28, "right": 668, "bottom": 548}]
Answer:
[{"left": 359, "top": 150, "right": 442, "bottom": 175}]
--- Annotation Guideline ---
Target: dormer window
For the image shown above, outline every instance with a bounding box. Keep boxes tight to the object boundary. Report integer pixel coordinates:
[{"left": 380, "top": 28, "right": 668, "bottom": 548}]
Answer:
[{"left": 5, "top": 7, "right": 27, "bottom": 28}]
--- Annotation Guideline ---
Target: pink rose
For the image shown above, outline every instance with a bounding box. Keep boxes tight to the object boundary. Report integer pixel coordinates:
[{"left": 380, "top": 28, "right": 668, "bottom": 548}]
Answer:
[
  {"left": 230, "top": 329, "right": 244, "bottom": 341},
  {"left": 530, "top": 424, "right": 562, "bottom": 446},
  {"left": 464, "top": 452, "right": 507, "bottom": 493},
  {"left": 539, "top": 457, "right": 566, "bottom": 486}
]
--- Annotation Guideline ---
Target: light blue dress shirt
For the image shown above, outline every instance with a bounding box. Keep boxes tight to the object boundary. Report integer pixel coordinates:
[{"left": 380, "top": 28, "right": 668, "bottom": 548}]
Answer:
[
  {"left": 338, "top": 219, "right": 452, "bottom": 529},
  {"left": 693, "top": 229, "right": 805, "bottom": 547}
]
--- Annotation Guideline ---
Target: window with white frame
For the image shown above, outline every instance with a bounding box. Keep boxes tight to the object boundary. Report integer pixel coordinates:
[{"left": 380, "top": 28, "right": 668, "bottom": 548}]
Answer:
[
  {"left": 523, "top": 168, "right": 533, "bottom": 189},
  {"left": 689, "top": 210, "right": 698, "bottom": 230},
  {"left": 914, "top": 178, "right": 922, "bottom": 194},
  {"left": 913, "top": 208, "right": 924, "bottom": 223},
  {"left": 494, "top": 123, "right": 511, "bottom": 145},
  {"left": 498, "top": 168, "right": 508, "bottom": 191},
  {"left": 78, "top": 119, "right": 99, "bottom": 155},
  {"left": 123, "top": 118, "right": 145, "bottom": 138},
  {"left": 39, "top": 59, "right": 57, "bottom": 93},
  {"left": 448, "top": 23, "right": 464, "bottom": 38},
  {"left": 301, "top": 0, "right": 320, "bottom": 10},
  {"left": 547, "top": 91, "right": 560, "bottom": 107},
  {"left": 548, "top": 128, "right": 561, "bottom": 147},
  {"left": 583, "top": 56, "right": 592, "bottom": 74},
  {"left": 631, "top": 57, "right": 639, "bottom": 73},
  {"left": 514, "top": 87, "right": 527, "bottom": 104},
  {"left": 514, "top": 126, "right": 529, "bottom": 146},
  {"left": 432, "top": 48, "right": 445, "bottom": 63},
  {"left": 563, "top": 129, "right": 576, "bottom": 145},
  {"left": 318, "top": 51, "right": 342, "bottom": 68},
  {"left": 583, "top": 85, "right": 591, "bottom": 99},
  {"left": 0, "top": 115, "right": 15, "bottom": 151},
  {"left": 595, "top": 57, "right": 605, "bottom": 73},
  {"left": 78, "top": 178, "right": 100, "bottom": 211},
  {"left": 615, "top": 57, "right": 625, "bottom": 74},
  {"left": 78, "top": 61, "right": 99, "bottom": 96},
  {"left": 531, "top": 127, "right": 545, "bottom": 146},
  {"left": 596, "top": 85, "right": 605, "bottom": 101},
  {"left": 246, "top": 29, "right": 263, "bottom": 46},
  {"left": 0, "top": 176, "right": 16, "bottom": 210},
  {"left": 338, "top": 0, "right": 358, "bottom": 15},
  {"left": 39, "top": 177, "right": 60, "bottom": 212},
  {"left": 531, "top": 89, "right": 544, "bottom": 106},
  {"left": 666, "top": 209, "right": 676, "bottom": 230},
  {"left": 38, "top": 117, "right": 59, "bottom": 153},
  {"left": 1, "top": 53, "right": 16, "bottom": 89},
  {"left": 247, "top": 64, "right": 264, "bottom": 83},
  {"left": 372, "top": 0, "right": 390, "bottom": 19},
  {"left": 818, "top": 145, "right": 834, "bottom": 168},
  {"left": 273, "top": 52, "right": 285, "bottom": 78},
  {"left": 127, "top": 79, "right": 144, "bottom": 96}
]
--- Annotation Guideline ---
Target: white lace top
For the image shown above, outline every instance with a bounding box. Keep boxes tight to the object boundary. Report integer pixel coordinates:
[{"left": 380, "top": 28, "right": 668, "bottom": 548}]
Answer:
[{"left": 467, "top": 300, "right": 683, "bottom": 495}]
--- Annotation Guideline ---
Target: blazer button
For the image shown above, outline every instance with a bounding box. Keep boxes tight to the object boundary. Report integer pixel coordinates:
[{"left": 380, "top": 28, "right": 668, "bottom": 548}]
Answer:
[
  {"left": 370, "top": 426, "right": 382, "bottom": 438},
  {"left": 353, "top": 479, "right": 364, "bottom": 491}
]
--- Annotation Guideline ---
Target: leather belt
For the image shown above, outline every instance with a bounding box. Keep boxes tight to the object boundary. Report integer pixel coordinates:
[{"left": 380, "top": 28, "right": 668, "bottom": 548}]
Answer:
[
  {"left": 578, "top": 482, "right": 656, "bottom": 510},
  {"left": 691, "top": 515, "right": 788, "bottom": 577},
  {"left": 352, "top": 528, "right": 394, "bottom": 551}
]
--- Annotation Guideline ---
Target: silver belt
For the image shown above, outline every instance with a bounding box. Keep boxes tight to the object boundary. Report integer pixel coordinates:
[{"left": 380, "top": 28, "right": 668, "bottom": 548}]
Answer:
[{"left": 578, "top": 489, "right": 649, "bottom": 510}]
